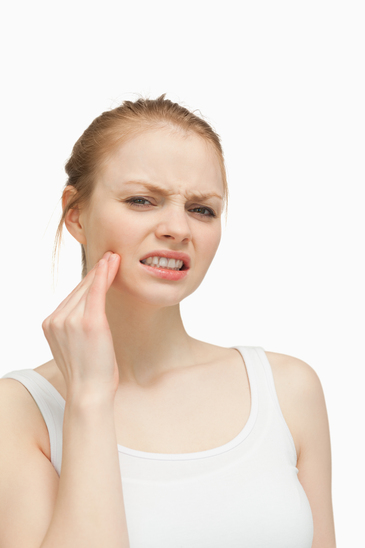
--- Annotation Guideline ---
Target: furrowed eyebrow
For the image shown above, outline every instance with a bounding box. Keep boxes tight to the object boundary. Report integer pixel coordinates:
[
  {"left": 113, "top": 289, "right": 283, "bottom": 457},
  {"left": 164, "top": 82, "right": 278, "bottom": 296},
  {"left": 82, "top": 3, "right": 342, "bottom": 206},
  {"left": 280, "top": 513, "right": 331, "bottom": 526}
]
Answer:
[{"left": 122, "top": 181, "right": 223, "bottom": 202}]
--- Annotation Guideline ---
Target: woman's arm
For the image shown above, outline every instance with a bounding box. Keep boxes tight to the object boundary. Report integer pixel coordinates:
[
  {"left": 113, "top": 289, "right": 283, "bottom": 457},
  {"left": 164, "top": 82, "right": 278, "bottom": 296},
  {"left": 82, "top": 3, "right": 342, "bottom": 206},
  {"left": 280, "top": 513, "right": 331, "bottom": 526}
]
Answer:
[
  {"left": 0, "top": 379, "right": 130, "bottom": 548},
  {"left": 42, "top": 390, "right": 129, "bottom": 548},
  {"left": 0, "top": 252, "right": 130, "bottom": 548},
  {"left": 267, "top": 352, "right": 337, "bottom": 548}
]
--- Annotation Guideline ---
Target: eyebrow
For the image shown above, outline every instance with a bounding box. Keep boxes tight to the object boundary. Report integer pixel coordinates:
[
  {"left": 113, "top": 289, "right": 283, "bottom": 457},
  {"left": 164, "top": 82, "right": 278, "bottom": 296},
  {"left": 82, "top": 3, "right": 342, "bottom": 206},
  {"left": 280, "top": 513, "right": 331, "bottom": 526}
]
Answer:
[{"left": 122, "top": 181, "right": 223, "bottom": 202}]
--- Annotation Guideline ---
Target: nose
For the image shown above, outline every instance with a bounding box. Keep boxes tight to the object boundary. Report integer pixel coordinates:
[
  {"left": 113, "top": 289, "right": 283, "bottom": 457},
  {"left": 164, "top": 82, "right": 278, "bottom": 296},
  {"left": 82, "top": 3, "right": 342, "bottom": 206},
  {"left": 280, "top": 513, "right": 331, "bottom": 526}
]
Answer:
[{"left": 154, "top": 206, "right": 192, "bottom": 242}]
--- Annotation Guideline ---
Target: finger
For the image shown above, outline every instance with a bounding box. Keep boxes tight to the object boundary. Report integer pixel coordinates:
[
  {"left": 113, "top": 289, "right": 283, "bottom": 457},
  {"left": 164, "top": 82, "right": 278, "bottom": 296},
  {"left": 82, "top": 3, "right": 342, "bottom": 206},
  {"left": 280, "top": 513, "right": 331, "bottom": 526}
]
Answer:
[
  {"left": 106, "top": 253, "right": 121, "bottom": 290},
  {"left": 50, "top": 252, "right": 113, "bottom": 316},
  {"left": 83, "top": 253, "right": 120, "bottom": 319},
  {"left": 65, "top": 252, "right": 120, "bottom": 320},
  {"left": 82, "top": 258, "right": 109, "bottom": 319},
  {"left": 50, "top": 262, "right": 98, "bottom": 317}
]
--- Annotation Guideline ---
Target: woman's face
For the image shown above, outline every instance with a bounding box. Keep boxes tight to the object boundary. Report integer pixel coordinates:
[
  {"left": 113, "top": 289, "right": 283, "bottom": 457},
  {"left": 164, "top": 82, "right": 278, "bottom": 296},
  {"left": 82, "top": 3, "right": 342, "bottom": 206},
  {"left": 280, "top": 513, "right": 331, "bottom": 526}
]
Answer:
[{"left": 78, "top": 128, "right": 224, "bottom": 306}]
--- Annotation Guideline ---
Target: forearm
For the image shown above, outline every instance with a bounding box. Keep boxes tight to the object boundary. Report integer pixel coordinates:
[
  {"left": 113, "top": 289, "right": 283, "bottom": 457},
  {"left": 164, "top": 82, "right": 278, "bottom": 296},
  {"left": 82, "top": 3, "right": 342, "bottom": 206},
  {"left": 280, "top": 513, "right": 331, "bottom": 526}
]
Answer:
[{"left": 40, "top": 392, "right": 129, "bottom": 548}]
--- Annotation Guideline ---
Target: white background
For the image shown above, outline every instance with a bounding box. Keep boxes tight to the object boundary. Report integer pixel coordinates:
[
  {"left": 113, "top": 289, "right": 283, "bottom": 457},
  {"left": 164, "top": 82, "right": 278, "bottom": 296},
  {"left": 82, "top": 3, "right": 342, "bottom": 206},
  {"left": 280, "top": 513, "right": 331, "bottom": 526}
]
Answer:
[{"left": 1, "top": 1, "right": 364, "bottom": 544}]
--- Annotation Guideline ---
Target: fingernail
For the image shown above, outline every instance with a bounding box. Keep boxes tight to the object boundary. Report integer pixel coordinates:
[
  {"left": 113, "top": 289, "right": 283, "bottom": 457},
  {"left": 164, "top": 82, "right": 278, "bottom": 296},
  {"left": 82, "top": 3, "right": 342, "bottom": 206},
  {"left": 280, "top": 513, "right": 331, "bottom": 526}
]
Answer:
[{"left": 109, "top": 253, "right": 118, "bottom": 262}]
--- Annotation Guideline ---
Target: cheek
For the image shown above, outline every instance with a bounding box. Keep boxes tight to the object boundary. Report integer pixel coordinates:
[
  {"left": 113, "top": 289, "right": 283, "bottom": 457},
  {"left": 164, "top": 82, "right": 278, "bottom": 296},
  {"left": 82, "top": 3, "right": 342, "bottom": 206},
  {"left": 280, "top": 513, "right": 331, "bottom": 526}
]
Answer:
[
  {"left": 86, "top": 208, "right": 147, "bottom": 262},
  {"left": 198, "top": 226, "right": 221, "bottom": 260}
]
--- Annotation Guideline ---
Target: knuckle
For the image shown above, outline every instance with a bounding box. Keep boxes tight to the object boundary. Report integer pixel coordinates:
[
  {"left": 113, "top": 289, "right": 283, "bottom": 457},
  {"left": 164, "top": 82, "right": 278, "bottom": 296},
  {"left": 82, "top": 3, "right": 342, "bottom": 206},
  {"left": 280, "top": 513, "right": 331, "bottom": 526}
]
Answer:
[
  {"left": 49, "top": 315, "right": 63, "bottom": 330},
  {"left": 41, "top": 318, "right": 49, "bottom": 332},
  {"left": 64, "top": 314, "right": 79, "bottom": 330},
  {"left": 81, "top": 317, "right": 98, "bottom": 334}
]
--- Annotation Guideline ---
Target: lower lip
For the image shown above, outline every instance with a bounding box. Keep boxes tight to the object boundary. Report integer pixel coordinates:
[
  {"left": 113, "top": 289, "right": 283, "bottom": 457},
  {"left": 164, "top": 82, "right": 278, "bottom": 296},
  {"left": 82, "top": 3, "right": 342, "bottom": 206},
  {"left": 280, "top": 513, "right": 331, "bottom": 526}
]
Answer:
[{"left": 139, "top": 261, "right": 189, "bottom": 280}]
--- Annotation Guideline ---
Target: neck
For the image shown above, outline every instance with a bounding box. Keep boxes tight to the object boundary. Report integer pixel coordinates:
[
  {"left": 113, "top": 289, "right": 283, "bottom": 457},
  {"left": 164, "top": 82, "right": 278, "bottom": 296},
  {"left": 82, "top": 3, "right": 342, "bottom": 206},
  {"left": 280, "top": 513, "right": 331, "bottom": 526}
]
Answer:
[{"left": 105, "top": 289, "right": 198, "bottom": 388}]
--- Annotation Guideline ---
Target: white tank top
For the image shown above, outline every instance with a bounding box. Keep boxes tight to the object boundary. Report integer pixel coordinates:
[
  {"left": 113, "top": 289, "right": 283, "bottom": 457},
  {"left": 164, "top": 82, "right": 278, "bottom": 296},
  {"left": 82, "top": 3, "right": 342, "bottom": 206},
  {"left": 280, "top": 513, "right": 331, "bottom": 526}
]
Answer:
[{"left": 2, "top": 346, "right": 314, "bottom": 547}]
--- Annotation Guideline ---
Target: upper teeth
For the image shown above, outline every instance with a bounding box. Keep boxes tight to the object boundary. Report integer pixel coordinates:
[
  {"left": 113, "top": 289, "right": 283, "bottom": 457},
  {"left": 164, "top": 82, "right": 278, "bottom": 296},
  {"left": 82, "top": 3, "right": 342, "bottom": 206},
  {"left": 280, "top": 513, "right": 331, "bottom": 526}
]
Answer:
[{"left": 141, "top": 256, "right": 184, "bottom": 270}]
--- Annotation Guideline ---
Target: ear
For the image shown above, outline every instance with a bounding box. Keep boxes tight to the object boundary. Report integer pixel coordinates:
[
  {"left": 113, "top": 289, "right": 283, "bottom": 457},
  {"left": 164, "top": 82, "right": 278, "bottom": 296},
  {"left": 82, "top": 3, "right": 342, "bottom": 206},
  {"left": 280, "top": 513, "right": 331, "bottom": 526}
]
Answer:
[{"left": 62, "top": 185, "right": 87, "bottom": 245}]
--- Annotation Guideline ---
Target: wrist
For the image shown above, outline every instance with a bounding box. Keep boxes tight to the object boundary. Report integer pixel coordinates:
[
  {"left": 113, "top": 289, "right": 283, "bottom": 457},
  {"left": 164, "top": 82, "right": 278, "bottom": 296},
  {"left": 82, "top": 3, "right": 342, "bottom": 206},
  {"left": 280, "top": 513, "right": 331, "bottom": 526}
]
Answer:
[{"left": 66, "top": 385, "right": 116, "bottom": 410}]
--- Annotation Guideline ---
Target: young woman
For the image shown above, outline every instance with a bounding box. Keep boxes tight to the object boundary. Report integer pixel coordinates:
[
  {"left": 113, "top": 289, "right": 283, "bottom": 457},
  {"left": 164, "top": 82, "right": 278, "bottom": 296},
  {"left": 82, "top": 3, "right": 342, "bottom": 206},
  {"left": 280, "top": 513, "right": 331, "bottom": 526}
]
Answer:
[{"left": 0, "top": 95, "right": 336, "bottom": 547}]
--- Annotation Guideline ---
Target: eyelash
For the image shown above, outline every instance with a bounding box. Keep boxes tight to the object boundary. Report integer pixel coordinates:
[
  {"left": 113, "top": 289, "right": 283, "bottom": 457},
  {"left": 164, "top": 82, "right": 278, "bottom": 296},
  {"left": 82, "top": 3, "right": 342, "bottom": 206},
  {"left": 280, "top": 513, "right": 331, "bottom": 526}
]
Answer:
[{"left": 124, "top": 197, "right": 217, "bottom": 218}]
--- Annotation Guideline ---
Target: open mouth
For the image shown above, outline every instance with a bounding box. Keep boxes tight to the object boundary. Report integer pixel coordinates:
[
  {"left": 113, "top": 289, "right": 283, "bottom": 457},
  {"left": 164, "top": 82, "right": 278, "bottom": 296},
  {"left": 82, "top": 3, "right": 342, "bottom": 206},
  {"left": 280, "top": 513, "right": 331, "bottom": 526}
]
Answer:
[{"left": 140, "top": 259, "right": 188, "bottom": 271}]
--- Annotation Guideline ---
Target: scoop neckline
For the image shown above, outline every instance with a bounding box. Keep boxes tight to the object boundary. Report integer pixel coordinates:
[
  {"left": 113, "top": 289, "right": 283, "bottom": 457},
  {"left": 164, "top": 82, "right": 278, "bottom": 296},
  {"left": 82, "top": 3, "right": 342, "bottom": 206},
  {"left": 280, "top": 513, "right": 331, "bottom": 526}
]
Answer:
[
  {"left": 115, "top": 346, "right": 258, "bottom": 460},
  {"left": 30, "top": 345, "right": 259, "bottom": 461}
]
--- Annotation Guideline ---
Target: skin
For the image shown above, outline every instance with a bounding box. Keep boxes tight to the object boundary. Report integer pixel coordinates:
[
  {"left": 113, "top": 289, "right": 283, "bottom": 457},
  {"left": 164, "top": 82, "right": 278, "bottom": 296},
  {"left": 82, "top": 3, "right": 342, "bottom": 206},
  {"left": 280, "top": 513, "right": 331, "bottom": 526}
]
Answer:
[{"left": 64, "top": 127, "right": 225, "bottom": 387}]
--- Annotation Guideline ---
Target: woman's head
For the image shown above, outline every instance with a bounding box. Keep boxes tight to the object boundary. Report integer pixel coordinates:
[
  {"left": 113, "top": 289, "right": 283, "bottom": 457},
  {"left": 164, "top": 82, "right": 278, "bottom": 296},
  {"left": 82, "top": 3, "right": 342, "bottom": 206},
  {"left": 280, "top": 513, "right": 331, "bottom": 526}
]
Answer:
[{"left": 55, "top": 95, "right": 229, "bottom": 299}]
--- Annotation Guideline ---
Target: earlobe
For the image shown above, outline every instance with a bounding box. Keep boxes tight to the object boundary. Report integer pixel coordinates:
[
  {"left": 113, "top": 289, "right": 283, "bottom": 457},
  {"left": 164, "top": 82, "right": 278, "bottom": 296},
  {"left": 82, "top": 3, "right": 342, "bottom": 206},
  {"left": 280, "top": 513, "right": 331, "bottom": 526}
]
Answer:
[{"left": 63, "top": 186, "right": 87, "bottom": 245}]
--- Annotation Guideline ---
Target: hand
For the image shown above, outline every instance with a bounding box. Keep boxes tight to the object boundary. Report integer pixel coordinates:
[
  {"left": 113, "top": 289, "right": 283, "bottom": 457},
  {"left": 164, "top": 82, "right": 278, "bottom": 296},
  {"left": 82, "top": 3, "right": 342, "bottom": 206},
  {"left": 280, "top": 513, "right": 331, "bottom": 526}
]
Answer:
[{"left": 42, "top": 251, "right": 121, "bottom": 400}]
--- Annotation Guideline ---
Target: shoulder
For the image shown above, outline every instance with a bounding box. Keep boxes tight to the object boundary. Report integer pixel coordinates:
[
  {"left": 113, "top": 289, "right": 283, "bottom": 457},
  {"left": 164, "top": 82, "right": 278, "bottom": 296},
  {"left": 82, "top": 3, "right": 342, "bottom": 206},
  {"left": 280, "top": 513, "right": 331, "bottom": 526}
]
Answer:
[
  {"left": 0, "top": 378, "right": 38, "bottom": 444},
  {"left": 264, "top": 351, "right": 327, "bottom": 460},
  {"left": 0, "top": 374, "right": 51, "bottom": 458},
  {"left": 0, "top": 376, "right": 36, "bottom": 415},
  {"left": 264, "top": 350, "right": 322, "bottom": 396}
]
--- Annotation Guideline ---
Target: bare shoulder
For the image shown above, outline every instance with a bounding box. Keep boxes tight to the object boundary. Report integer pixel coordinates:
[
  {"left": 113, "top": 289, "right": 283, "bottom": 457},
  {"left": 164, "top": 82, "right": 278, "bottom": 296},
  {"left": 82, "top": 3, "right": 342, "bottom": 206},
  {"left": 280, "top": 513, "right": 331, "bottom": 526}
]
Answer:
[
  {"left": 0, "top": 368, "right": 53, "bottom": 459},
  {"left": 0, "top": 376, "right": 41, "bottom": 430},
  {"left": 264, "top": 350, "right": 324, "bottom": 406},
  {"left": 264, "top": 351, "right": 327, "bottom": 460},
  {"left": 265, "top": 350, "right": 321, "bottom": 387}
]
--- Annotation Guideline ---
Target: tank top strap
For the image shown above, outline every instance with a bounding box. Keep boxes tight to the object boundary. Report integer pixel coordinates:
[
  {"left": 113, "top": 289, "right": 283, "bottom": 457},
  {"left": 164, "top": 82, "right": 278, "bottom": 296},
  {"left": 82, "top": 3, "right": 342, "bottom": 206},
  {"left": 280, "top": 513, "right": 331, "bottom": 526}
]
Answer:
[
  {"left": 1, "top": 369, "right": 65, "bottom": 476},
  {"left": 236, "top": 346, "right": 297, "bottom": 465}
]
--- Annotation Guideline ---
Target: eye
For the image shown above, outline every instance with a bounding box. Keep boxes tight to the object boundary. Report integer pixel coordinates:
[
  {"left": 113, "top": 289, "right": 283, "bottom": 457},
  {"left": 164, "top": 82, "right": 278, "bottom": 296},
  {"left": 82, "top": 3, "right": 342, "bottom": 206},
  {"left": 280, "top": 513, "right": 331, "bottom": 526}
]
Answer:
[
  {"left": 190, "top": 207, "right": 217, "bottom": 218},
  {"left": 125, "top": 197, "right": 152, "bottom": 207},
  {"left": 125, "top": 197, "right": 217, "bottom": 218}
]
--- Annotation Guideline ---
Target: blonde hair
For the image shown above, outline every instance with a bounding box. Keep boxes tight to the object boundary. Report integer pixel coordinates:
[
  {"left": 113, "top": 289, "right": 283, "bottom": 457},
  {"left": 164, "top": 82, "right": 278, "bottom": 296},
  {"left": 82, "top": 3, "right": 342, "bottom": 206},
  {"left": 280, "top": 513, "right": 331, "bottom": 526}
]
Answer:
[{"left": 54, "top": 94, "right": 229, "bottom": 279}]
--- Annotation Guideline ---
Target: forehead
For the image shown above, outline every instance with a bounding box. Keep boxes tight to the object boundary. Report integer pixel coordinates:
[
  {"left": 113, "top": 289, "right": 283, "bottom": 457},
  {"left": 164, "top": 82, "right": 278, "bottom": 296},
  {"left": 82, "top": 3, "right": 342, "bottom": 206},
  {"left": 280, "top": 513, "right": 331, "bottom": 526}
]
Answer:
[{"left": 98, "top": 128, "right": 224, "bottom": 199}]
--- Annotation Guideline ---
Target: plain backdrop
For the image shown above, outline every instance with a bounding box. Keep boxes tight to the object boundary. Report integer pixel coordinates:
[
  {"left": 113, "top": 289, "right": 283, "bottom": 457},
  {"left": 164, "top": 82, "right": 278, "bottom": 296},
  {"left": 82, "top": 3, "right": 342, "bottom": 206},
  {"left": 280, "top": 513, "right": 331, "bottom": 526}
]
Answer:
[{"left": 1, "top": 0, "right": 364, "bottom": 545}]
